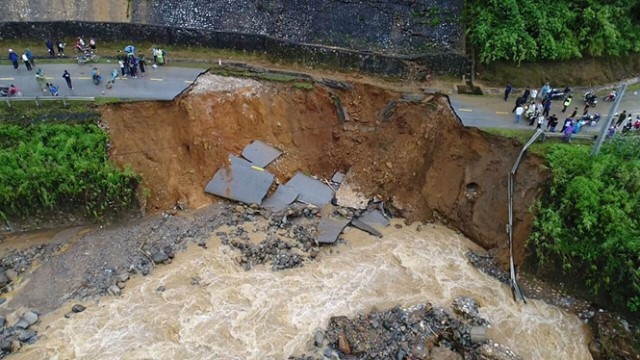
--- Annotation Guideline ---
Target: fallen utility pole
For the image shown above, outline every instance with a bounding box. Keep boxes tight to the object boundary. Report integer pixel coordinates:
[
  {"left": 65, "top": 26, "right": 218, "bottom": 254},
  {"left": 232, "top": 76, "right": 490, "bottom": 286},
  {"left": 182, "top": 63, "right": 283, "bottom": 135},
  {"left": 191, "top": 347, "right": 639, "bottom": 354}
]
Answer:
[
  {"left": 591, "top": 85, "right": 627, "bottom": 156},
  {"left": 507, "top": 128, "right": 545, "bottom": 303}
]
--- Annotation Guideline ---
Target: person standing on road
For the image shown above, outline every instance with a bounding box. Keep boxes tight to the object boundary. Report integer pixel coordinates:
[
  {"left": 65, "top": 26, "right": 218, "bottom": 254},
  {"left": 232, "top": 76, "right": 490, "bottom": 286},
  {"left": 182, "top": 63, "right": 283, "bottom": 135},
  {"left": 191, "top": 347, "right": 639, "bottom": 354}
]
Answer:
[
  {"left": 562, "top": 95, "right": 572, "bottom": 112},
  {"left": 512, "top": 96, "right": 526, "bottom": 113},
  {"left": 21, "top": 52, "right": 32, "bottom": 71},
  {"left": 25, "top": 48, "right": 35, "bottom": 66},
  {"left": 504, "top": 83, "right": 512, "bottom": 102},
  {"left": 530, "top": 88, "right": 538, "bottom": 101},
  {"left": 138, "top": 54, "right": 147, "bottom": 77},
  {"left": 616, "top": 110, "right": 627, "bottom": 127},
  {"left": 62, "top": 70, "right": 73, "bottom": 90},
  {"left": 515, "top": 105, "right": 524, "bottom": 124},
  {"left": 35, "top": 68, "right": 47, "bottom": 92},
  {"left": 523, "top": 87, "right": 531, "bottom": 102},
  {"left": 8, "top": 49, "right": 19, "bottom": 70},
  {"left": 570, "top": 107, "right": 578, "bottom": 118},
  {"left": 542, "top": 98, "right": 552, "bottom": 117},
  {"left": 540, "top": 83, "right": 551, "bottom": 99},
  {"left": 547, "top": 114, "right": 559, "bottom": 132},
  {"left": 45, "top": 39, "right": 55, "bottom": 57}
]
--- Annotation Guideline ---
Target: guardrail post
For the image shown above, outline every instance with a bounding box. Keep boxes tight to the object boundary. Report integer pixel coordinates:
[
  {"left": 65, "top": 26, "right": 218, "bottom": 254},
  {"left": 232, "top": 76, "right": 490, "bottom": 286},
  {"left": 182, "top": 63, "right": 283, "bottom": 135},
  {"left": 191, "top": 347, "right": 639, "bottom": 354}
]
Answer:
[
  {"left": 62, "top": 96, "right": 68, "bottom": 107},
  {"left": 4, "top": 99, "right": 10, "bottom": 108},
  {"left": 34, "top": 97, "right": 40, "bottom": 106}
]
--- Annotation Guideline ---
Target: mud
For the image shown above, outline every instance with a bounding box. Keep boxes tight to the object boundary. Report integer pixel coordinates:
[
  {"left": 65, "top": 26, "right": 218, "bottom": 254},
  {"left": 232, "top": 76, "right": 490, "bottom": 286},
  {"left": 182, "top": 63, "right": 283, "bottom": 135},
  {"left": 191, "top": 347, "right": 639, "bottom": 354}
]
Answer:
[{"left": 101, "top": 73, "right": 547, "bottom": 265}]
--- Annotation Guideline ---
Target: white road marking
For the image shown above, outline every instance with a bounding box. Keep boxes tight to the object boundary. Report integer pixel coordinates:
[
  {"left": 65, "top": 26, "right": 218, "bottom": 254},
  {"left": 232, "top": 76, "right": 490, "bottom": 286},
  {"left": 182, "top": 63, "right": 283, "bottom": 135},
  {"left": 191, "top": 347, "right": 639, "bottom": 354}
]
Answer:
[{"left": 458, "top": 108, "right": 473, "bottom": 112}]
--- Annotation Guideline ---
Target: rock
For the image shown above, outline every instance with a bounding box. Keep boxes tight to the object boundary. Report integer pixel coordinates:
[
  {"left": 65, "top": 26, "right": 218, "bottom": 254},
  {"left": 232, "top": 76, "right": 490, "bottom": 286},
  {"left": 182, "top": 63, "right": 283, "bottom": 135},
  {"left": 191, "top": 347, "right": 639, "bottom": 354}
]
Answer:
[
  {"left": 163, "top": 245, "right": 176, "bottom": 259},
  {"left": 64, "top": 312, "right": 73, "bottom": 319},
  {"left": 71, "top": 304, "right": 86, "bottom": 313},
  {"left": 469, "top": 326, "right": 488, "bottom": 343},
  {"left": 337, "top": 333, "right": 351, "bottom": 354},
  {"left": 156, "top": 286, "right": 166, "bottom": 293},
  {"left": 152, "top": 251, "right": 169, "bottom": 264},
  {"left": 6, "top": 269, "right": 18, "bottom": 282},
  {"left": 117, "top": 281, "right": 126, "bottom": 289},
  {"left": 107, "top": 284, "right": 121, "bottom": 296},
  {"left": 10, "top": 340, "right": 21, "bottom": 353},
  {"left": 234, "top": 205, "right": 245, "bottom": 213},
  {"left": 430, "top": 346, "right": 463, "bottom": 360},
  {"left": 401, "top": 93, "right": 425, "bottom": 102},
  {"left": 590, "top": 311, "right": 640, "bottom": 360},
  {"left": 0, "top": 272, "right": 8, "bottom": 287},
  {"left": 452, "top": 296, "right": 480, "bottom": 318},
  {"left": 17, "top": 329, "right": 36, "bottom": 342},
  {"left": 118, "top": 273, "right": 130, "bottom": 282},
  {"left": 314, "top": 329, "right": 324, "bottom": 347},
  {"left": 473, "top": 340, "right": 523, "bottom": 360},
  {"left": 21, "top": 311, "right": 39, "bottom": 327},
  {"left": 190, "top": 277, "right": 201, "bottom": 285}
]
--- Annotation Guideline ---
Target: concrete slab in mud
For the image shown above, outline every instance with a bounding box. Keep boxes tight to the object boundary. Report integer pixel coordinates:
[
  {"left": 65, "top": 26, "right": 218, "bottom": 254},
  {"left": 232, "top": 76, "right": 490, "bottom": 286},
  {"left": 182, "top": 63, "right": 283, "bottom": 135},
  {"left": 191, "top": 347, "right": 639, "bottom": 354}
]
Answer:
[
  {"left": 316, "top": 217, "right": 350, "bottom": 244},
  {"left": 262, "top": 184, "right": 299, "bottom": 211},
  {"left": 241, "top": 140, "right": 283, "bottom": 168},
  {"left": 350, "top": 218, "right": 383, "bottom": 238},
  {"left": 205, "top": 155, "right": 274, "bottom": 205},
  {"left": 359, "top": 210, "right": 390, "bottom": 228},
  {"left": 332, "top": 172, "right": 346, "bottom": 184},
  {"left": 285, "top": 172, "right": 334, "bottom": 207}
]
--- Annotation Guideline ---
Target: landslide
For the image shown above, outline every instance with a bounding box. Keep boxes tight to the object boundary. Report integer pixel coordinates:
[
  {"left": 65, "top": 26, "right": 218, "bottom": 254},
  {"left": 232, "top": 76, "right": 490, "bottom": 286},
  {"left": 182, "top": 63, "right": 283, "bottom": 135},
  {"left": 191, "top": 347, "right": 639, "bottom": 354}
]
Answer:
[{"left": 100, "top": 74, "right": 547, "bottom": 263}]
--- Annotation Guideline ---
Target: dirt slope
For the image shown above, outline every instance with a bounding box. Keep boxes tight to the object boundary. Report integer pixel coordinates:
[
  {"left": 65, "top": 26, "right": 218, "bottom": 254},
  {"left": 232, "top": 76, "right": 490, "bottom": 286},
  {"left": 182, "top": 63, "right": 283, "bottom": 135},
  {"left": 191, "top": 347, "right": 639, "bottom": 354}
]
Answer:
[{"left": 100, "top": 74, "right": 547, "bottom": 264}]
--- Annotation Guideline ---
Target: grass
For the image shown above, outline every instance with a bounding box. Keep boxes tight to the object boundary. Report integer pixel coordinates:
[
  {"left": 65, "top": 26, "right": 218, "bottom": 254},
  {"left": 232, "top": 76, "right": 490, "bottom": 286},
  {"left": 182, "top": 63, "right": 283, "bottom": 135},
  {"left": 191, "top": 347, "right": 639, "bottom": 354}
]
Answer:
[
  {"left": 292, "top": 82, "right": 314, "bottom": 91},
  {"left": 0, "top": 101, "right": 100, "bottom": 125},
  {"left": 482, "top": 127, "right": 596, "bottom": 154}
]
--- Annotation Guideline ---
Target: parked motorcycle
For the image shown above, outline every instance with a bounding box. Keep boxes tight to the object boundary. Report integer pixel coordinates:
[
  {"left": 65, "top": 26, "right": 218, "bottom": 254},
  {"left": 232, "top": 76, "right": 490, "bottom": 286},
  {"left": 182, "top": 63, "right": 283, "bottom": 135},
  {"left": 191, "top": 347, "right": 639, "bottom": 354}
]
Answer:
[
  {"left": 603, "top": 90, "right": 617, "bottom": 102},
  {"left": 583, "top": 90, "right": 598, "bottom": 107},
  {"left": 547, "top": 87, "right": 572, "bottom": 101},
  {"left": 0, "top": 85, "right": 22, "bottom": 97},
  {"left": 77, "top": 52, "right": 100, "bottom": 65}
]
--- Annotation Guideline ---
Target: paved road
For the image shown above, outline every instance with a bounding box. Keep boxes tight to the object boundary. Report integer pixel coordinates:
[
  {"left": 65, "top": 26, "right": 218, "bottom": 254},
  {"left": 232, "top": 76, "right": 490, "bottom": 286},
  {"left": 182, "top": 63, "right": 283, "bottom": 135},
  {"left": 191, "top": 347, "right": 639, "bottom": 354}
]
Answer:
[
  {"left": 450, "top": 89, "right": 640, "bottom": 133},
  {"left": 0, "top": 63, "right": 205, "bottom": 100}
]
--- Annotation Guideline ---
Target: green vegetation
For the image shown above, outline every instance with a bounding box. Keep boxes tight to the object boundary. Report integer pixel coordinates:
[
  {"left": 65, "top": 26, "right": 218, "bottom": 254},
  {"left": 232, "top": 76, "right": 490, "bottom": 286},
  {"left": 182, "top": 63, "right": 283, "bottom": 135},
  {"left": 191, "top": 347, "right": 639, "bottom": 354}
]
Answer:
[
  {"left": 467, "top": 0, "right": 640, "bottom": 63},
  {"left": 530, "top": 138, "right": 640, "bottom": 313},
  {"left": 292, "top": 82, "right": 314, "bottom": 91},
  {"left": 0, "top": 123, "right": 139, "bottom": 219}
]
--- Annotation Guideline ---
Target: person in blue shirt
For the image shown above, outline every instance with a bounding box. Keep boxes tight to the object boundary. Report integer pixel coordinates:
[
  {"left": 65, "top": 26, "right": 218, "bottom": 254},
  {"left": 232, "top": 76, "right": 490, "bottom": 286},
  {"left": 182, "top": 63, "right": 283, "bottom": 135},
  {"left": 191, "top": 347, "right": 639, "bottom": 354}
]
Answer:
[
  {"left": 46, "top": 83, "right": 59, "bottom": 96},
  {"left": 8, "top": 49, "right": 19, "bottom": 70}
]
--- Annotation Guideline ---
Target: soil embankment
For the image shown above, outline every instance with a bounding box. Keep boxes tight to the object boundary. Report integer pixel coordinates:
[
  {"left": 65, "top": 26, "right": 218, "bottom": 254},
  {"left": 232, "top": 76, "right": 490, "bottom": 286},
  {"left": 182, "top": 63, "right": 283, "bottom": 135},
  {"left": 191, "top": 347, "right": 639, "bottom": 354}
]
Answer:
[{"left": 101, "top": 73, "right": 547, "bottom": 263}]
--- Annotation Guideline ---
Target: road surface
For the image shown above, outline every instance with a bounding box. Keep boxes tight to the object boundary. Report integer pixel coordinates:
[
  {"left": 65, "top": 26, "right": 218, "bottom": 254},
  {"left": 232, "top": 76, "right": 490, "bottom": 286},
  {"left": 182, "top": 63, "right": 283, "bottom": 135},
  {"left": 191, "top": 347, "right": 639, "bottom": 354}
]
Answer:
[
  {"left": 450, "top": 90, "right": 640, "bottom": 133},
  {"left": 0, "top": 63, "right": 205, "bottom": 100}
]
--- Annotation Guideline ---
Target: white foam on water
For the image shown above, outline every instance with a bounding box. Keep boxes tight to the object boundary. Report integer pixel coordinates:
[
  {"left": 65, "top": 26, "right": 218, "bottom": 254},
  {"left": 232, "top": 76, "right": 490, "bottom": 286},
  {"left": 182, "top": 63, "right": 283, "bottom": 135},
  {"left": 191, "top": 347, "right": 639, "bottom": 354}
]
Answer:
[{"left": 15, "top": 222, "right": 592, "bottom": 360}]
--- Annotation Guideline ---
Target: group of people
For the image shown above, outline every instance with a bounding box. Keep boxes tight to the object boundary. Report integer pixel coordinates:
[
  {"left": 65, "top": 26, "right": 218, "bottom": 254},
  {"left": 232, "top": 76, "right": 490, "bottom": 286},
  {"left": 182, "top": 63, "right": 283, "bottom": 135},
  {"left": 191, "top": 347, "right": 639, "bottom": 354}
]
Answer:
[
  {"left": 45, "top": 36, "right": 97, "bottom": 58},
  {"left": 607, "top": 110, "right": 640, "bottom": 138},
  {"left": 507, "top": 82, "right": 638, "bottom": 142},
  {"left": 7, "top": 48, "right": 35, "bottom": 71},
  {"left": 116, "top": 46, "right": 147, "bottom": 79}
]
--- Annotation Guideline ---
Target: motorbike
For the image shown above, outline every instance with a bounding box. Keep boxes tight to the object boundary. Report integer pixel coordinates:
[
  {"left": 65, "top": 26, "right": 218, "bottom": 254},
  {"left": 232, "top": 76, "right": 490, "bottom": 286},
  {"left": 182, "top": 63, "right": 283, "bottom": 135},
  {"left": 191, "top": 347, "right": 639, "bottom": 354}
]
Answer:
[
  {"left": 579, "top": 112, "right": 601, "bottom": 126},
  {"left": 77, "top": 52, "right": 100, "bottom": 65},
  {"left": 92, "top": 73, "right": 102, "bottom": 85},
  {"left": 547, "top": 87, "right": 571, "bottom": 101},
  {"left": 603, "top": 91, "right": 617, "bottom": 102},
  {"left": 0, "top": 85, "right": 22, "bottom": 97},
  {"left": 583, "top": 90, "right": 598, "bottom": 107}
]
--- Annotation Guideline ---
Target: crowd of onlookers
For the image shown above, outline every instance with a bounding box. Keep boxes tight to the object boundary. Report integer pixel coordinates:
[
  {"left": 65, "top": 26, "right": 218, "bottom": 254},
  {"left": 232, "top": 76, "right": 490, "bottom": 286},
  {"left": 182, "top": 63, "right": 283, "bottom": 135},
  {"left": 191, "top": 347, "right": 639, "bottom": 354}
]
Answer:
[
  {"left": 506, "top": 83, "right": 639, "bottom": 142},
  {"left": 3, "top": 37, "right": 169, "bottom": 96}
]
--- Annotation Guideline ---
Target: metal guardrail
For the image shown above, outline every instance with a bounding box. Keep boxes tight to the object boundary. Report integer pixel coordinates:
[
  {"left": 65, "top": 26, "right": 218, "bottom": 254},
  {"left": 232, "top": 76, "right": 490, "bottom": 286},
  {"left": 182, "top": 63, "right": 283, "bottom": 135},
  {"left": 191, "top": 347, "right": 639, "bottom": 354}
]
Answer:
[
  {"left": 3, "top": 96, "right": 95, "bottom": 107},
  {"left": 507, "top": 128, "right": 545, "bottom": 304}
]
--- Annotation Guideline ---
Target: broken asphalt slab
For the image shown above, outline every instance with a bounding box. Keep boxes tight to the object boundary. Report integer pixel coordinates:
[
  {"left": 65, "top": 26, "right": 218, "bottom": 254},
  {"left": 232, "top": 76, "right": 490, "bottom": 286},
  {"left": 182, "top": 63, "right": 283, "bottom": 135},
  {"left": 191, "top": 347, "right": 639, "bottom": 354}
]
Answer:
[
  {"left": 262, "top": 184, "right": 299, "bottom": 211},
  {"left": 241, "top": 140, "right": 283, "bottom": 168},
  {"left": 350, "top": 218, "right": 383, "bottom": 238},
  {"left": 316, "top": 217, "right": 350, "bottom": 244},
  {"left": 359, "top": 209, "right": 390, "bottom": 228},
  {"left": 204, "top": 155, "right": 274, "bottom": 205},
  {"left": 285, "top": 172, "right": 334, "bottom": 207}
]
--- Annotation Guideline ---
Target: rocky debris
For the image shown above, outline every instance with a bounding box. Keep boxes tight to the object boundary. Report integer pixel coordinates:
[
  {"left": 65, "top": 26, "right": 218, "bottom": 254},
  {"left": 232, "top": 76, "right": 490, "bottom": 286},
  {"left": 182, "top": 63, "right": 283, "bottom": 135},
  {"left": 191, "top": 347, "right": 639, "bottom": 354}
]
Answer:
[
  {"left": 466, "top": 251, "right": 510, "bottom": 285},
  {"left": 291, "top": 299, "right": 521, "bottom": 360},
  {"left": 107, "top": 284, "right": 121, "bottom": 296},
  {"left": 589, "top": 311, "right": 640, "bottom": 360},
  {"left": 0, "top": 310, "right": 40, "bottom": 356},
  {"left": 151, "top": 250, "right": 169, "bottom": 264},
  {"left": 379, "top": 101, "right": 397, "bottom": 122},
  {"left": 321, "top": 79, "right": 353, "bottom": 91},
  {"left": 473, "top": 340, "right": 523, "bottom": 360},
  {"left": 451, "top": 296, "right": 489, "bottom": 326},
  {"left": 400, "top": 93, "right": 426, "bottom": 103},
  {"left": 0, "top": 243, "right": 62, "bottom": 294},
  {"left": 71, "top": 304, "right": 86, "bottom": 313}
]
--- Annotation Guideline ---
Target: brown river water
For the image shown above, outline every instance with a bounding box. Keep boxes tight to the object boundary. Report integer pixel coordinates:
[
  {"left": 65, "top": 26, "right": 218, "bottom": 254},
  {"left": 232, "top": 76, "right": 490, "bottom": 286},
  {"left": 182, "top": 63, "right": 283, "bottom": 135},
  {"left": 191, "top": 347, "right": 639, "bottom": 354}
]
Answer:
[{"left": 14, "top": 222, "right": 592, "bottom": 360}]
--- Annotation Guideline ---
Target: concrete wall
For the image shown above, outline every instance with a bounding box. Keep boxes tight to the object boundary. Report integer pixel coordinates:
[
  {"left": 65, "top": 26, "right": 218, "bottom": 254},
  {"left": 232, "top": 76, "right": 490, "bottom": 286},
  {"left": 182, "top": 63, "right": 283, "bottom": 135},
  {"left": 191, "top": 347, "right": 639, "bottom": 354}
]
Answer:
[
  {"left": 0, "top": 0, "right": 464, "bottom": 55},
  {"left": 0, "top": 21, "right": 468, "bottom": 77}
]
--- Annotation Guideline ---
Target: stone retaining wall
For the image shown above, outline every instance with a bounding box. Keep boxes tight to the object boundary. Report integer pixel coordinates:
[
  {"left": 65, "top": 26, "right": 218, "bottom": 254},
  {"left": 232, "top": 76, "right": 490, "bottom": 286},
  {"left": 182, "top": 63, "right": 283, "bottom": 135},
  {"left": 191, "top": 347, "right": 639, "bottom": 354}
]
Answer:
[{"left": 0, "top": 21, "right": 468, "bottom": 77}]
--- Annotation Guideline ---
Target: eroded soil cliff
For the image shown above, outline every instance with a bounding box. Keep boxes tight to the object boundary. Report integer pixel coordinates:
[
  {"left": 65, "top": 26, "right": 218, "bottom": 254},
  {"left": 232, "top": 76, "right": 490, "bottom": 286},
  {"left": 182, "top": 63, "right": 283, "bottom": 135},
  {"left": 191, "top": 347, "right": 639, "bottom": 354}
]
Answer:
[{"left": 101, "top": 74, "right": 547, "bottom": 264}]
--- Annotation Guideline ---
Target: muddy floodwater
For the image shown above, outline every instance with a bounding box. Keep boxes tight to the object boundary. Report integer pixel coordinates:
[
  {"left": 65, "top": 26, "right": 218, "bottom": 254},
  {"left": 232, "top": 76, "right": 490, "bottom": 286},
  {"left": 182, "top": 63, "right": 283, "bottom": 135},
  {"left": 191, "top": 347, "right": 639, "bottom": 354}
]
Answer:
[{"left": 15, "top": 223, "right": 592, "bottom": 360}]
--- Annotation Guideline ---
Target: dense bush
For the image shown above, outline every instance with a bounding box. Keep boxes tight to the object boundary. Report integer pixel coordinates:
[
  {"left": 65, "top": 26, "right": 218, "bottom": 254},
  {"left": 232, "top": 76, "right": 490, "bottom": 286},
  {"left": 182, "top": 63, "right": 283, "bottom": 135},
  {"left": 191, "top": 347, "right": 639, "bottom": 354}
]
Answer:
[
  {"left": 467, "top": 0, "right": 640, "bottom": 63},
  {"left": 0, "top": 124, "right": 139, "bottom": 218},
  {"left": 530, "top": 138, "right": 640, "bottom": 313}
]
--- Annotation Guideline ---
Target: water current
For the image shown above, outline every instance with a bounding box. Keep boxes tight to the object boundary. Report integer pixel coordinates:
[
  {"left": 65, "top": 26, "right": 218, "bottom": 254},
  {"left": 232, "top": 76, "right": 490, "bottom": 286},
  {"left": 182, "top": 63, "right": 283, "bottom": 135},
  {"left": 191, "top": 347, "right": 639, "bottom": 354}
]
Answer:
[{"left": 15, "top": 222, "right": 592, "bottom": 359}]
